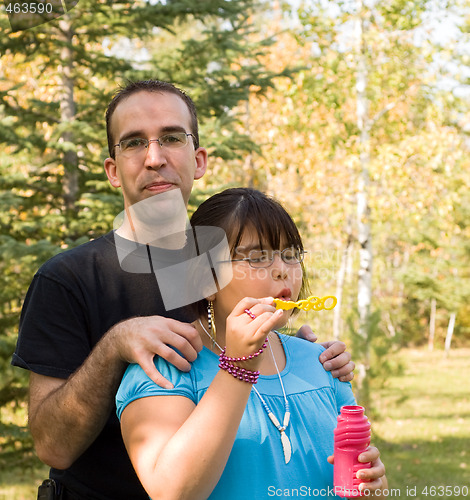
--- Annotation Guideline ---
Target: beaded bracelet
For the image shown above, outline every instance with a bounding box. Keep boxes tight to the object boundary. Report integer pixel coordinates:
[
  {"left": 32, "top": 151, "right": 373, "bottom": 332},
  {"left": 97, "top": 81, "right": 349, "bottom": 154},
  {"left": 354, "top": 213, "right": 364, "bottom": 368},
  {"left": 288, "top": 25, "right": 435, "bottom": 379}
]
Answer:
[
  {"left": 219, "top": 355, "right": 260, "bottom": 384},
  {"left": 219, "top": 338, "right": 268, "bottom": 362}
]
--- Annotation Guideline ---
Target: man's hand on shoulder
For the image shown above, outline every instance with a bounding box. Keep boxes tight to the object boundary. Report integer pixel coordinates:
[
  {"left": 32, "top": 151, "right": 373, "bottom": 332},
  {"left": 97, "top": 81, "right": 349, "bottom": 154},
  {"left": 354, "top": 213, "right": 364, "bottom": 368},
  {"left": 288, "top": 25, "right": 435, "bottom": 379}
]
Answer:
[
  {"left": 295, "top": 324, "right": 355, "bottom": 382},
  {"left": 109, "top": 316, "right": 203, "bottom": 389}
]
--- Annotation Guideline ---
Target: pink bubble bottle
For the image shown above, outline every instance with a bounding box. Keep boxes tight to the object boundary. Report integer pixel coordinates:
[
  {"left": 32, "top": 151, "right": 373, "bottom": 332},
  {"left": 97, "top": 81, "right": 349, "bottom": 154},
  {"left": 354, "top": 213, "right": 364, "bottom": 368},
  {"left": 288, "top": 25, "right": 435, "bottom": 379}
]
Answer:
[{"left": 333, "top": 405, "right": 372, "bottom": 498}]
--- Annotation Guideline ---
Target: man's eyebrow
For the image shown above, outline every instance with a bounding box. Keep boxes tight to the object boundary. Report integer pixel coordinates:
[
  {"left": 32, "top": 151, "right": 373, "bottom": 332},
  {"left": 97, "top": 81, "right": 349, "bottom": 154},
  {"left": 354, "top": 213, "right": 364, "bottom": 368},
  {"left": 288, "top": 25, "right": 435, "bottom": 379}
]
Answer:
[
  {"left": 118, "top": 125, "right": 188, "bottom": 143},
  {"left": 161, "top": 125, "right": 187, "bottom": 133},
  {"left": 118, "top": 130, "right": 146, "bottom": 143}
]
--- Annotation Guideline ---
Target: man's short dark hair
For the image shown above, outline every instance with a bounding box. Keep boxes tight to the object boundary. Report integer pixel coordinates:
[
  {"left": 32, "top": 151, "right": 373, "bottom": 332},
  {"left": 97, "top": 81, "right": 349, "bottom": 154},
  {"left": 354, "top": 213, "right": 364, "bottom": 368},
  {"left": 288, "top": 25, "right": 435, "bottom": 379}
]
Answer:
[{"left": 106, "top": 80, "right": 200, "bottom": 158}]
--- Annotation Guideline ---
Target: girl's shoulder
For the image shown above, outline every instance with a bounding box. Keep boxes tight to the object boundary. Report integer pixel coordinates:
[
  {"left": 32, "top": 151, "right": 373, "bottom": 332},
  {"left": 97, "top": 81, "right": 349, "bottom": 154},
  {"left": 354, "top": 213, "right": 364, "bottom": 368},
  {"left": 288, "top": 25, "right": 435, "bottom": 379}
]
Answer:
[
  {"left": 277, "top": 333, "right": 326, "bottom": 357},
  {"left": 277, "top": 333, "right": 334, "bottom": 388},
  {"left": 116, "top": 351, "right": 216, "bottom": 419}
]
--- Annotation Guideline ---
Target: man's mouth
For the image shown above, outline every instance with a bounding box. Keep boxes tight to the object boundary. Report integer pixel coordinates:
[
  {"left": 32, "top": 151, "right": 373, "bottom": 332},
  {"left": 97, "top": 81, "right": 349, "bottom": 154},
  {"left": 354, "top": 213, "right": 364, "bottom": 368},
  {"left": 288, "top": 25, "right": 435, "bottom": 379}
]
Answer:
[{"left": 144, "top": 181, "right": 175, "bottom": 193}]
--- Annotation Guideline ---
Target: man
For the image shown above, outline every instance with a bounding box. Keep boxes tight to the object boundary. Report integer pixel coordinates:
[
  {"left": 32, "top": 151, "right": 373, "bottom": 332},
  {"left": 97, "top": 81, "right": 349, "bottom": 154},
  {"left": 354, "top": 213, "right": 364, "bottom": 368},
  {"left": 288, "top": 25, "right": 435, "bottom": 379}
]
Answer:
[{"left": 12, "top": 80, "right": 354, "bottom": 499}]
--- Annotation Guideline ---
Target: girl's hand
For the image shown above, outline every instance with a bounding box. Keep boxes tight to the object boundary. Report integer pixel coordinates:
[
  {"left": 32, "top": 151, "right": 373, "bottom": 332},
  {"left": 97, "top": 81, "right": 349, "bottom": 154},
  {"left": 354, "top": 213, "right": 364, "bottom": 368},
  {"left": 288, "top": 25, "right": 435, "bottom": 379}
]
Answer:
[
  {"left": 355, "top": 446, "right": 386, "bottom": 494},
  {"left": 327, "top": 446, "right": 387, "bottom": 496},
  {"left": 225, "top": 297, "right": 283, "bottom": 368}
]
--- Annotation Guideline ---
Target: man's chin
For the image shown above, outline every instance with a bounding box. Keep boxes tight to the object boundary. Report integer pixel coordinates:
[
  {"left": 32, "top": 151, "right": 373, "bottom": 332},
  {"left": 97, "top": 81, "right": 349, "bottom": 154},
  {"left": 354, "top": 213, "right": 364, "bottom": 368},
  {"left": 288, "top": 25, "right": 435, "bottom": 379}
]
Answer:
[{"left": 125, "top": 188, "right": 187, "bottom": 224}]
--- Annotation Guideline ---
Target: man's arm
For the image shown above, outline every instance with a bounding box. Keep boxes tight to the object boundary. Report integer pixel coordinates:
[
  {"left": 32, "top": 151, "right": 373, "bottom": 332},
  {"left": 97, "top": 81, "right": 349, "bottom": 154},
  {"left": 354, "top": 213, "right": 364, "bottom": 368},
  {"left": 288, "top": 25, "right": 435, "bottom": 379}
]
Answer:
[
  {"left": 29, "top": 344, "right": 124, "bottom": 470},
  {"left": 296, "top": 324, "right": 355, "bottom": 382},
  {"left": 28, "top": 316, "right": 202, "bottom": 470}
]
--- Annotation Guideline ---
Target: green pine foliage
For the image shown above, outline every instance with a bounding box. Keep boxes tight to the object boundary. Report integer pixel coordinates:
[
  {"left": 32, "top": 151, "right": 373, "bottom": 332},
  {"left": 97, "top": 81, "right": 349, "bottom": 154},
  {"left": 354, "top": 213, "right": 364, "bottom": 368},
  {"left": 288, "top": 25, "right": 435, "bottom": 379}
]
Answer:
[
  {"left": 0, "top": 0, "right": 284, "bottom": 465},
  {"left": 1, "top": 0, "right": 469, "bottom": 473}
]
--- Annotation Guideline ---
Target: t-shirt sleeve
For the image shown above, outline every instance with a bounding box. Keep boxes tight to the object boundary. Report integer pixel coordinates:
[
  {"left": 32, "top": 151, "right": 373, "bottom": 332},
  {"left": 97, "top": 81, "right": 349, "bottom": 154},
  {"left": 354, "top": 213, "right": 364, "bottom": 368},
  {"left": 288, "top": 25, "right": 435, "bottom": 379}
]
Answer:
[
  {"left": 333, "top": 378, "right": 356, "bottom": 413},
  {"left": 308, "top": 340, "right": 356, "bottom": 413},
  {"left": 116, "top": 357, "right": 197, "bottom": 420},
  {"left": 12, "top": 271, "right": 92, "bottom": 379}
]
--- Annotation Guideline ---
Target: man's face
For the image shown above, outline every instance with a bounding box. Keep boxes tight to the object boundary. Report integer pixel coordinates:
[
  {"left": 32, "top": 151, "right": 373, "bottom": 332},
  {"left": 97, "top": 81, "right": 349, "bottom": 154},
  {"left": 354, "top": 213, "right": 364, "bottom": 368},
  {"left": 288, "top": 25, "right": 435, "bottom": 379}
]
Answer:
[{"left": 104, "top": 91, "right": 207, "bottom": 209}]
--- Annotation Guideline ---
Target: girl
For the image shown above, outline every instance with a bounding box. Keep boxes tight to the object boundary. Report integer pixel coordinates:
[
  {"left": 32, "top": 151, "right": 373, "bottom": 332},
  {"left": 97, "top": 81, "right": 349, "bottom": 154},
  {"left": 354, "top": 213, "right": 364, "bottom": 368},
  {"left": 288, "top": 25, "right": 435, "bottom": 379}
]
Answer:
[{"left": 116, "top": 188, "right": 387, "bottom": 499}]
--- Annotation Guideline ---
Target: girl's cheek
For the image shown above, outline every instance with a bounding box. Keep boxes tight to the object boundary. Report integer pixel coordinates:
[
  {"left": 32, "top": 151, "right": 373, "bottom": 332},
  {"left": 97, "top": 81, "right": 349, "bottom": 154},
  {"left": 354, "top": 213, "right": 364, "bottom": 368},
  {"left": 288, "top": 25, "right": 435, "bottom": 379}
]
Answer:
[
  {"left": 232, "top": 266, "right": 249, "bottom": 281},
  {"left": 249, "top": 267, "right": 270, "bottom": 281},
  {"left": 234, "top": 266, "right": 269, "bottom": 282}
]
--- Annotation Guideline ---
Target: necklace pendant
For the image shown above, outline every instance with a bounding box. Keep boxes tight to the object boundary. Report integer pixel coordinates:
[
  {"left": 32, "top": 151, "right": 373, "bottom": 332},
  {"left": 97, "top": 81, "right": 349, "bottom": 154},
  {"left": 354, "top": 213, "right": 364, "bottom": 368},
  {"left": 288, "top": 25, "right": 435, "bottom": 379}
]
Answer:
[{"left": 280, "top": 430, "right": 292, "bottom": 464}]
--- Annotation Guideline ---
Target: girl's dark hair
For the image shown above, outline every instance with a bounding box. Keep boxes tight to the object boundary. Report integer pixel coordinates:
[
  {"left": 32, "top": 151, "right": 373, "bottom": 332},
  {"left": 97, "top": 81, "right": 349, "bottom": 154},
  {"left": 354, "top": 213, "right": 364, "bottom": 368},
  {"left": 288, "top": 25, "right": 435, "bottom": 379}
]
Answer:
[{"left": 190, "top": 188, "right": 309, "bottom": 317}]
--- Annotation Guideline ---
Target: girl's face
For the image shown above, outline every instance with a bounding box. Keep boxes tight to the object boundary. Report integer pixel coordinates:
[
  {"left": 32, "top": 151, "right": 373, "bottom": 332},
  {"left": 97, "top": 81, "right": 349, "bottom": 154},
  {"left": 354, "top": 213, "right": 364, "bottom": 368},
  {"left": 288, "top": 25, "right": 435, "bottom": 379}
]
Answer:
[{"left": 212, "top": 229, "right": 303, "bottom": 329}]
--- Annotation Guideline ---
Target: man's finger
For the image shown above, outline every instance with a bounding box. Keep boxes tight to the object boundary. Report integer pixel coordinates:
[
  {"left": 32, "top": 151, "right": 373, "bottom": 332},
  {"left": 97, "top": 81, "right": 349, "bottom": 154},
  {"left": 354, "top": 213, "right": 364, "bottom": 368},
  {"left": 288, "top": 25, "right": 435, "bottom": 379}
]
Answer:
[
  {"left": 138, "top": 356, "right": 174, "bottom": 390},
  {"left": 163, "top": 320, "right": 203, "bottom": 355},
  {"left": 329, "top": 359, "right": 356, "bottom": 378},
  {"left": 318, "top": 341, "right": 347, "bottom": 363},
  {"left": 295, "top": 324, "right": 318, "bottom": 343},
  {"left": 339, "top": 372, "right": 355, "bottom": 382},
  {"left": 154, "top": 343, "right": 192, "bottom": 372},
  {"left": 157, "top": 329, "right": 200, "bottom": 364}
]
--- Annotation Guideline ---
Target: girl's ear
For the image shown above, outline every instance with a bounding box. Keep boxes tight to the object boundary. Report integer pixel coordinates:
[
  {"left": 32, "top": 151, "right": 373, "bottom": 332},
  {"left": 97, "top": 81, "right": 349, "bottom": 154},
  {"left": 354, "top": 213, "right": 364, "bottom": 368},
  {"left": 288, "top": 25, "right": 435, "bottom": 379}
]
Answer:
[{"left": 207, "top": 294, "right": 216, "bottom": 302}]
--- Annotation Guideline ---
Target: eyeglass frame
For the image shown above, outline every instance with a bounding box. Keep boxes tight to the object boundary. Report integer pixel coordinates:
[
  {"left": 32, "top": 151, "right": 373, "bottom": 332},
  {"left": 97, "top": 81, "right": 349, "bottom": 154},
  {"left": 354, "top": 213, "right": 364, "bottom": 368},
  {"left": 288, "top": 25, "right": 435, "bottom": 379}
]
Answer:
[
  {"left": 113, "top": 132, "right": 195, "bottom": 155},
  {"left": 220, "top": 248, "right": 306, "bottom": 269}
]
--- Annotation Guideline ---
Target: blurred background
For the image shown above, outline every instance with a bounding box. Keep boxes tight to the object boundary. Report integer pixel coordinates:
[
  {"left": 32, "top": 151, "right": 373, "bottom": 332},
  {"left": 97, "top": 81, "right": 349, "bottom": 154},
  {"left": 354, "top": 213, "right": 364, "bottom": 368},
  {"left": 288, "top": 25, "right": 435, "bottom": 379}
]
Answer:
[{"left": 1, "top": 0, "right": 469, "bottom": 497}]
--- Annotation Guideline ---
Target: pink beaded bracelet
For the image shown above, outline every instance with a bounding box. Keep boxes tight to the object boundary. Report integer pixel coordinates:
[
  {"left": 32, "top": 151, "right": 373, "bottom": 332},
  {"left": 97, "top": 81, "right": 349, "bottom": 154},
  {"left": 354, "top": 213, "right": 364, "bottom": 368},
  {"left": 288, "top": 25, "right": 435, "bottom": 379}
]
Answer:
[
  {"left": 219, "top": 356, "right": 260, "bottom": 384},
  {"left": 219, "top": 338, "right": 268, "bottom": 363}
]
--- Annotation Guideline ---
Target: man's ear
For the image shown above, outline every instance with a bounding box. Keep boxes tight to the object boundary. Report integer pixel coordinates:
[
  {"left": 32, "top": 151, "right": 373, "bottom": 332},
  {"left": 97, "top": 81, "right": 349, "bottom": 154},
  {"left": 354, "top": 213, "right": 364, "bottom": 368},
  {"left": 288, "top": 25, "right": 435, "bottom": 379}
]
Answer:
[
  {"left": 194, "top": 147, "right": 208, "bottom": 180},
  {"left": 104, "top": 158, "right": 121, "bottom": 188}
]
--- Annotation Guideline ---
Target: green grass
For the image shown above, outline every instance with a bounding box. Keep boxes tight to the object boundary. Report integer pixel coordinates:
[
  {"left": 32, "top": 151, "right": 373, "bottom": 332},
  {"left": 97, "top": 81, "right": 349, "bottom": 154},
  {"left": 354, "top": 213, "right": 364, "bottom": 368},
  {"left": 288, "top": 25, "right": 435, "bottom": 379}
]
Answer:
[
  {"left": 1, "top": 348, "right": 469, "bottom": 498},
  {"left": 371, "top": 348, "right": 470, "bottom": 499},
  {"left": 0, "top": 462, "right": 48, "bottom": 500}
]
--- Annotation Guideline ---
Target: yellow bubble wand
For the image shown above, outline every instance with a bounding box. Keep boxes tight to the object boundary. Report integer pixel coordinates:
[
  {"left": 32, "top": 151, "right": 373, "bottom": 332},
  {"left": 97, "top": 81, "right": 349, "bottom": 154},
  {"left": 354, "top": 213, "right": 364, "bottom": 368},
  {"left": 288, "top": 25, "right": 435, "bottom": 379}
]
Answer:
[{"left": 273, "top": 295, "right": 337, "bottom": 312}]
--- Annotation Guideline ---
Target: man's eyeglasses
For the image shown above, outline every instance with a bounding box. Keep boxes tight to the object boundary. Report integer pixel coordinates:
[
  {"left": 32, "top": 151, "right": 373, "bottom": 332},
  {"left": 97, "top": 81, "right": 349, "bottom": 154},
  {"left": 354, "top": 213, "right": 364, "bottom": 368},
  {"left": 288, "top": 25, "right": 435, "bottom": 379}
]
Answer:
[
  {"left": 225, "top": 248, "right": 305, "bottom": 269},
  {"left": 114, "top": 132, "right": 194, "bottom": 156}
]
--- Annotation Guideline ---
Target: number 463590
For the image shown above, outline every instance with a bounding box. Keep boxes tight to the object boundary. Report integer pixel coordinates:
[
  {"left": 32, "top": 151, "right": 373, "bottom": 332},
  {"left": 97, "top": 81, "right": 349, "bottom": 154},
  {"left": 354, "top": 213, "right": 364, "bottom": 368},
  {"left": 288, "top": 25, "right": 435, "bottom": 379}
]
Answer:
[{"left": 6, "top": 2, "right": 53, "bottom": 14}]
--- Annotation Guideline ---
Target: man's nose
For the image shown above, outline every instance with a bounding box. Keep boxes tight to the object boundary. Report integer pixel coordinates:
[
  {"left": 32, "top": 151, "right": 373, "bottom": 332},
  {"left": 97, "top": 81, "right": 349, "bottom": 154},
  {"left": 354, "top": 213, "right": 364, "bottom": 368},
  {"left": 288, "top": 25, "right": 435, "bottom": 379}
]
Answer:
[{"left": 145, "top": 140, "right": 167, "bottom": 169}]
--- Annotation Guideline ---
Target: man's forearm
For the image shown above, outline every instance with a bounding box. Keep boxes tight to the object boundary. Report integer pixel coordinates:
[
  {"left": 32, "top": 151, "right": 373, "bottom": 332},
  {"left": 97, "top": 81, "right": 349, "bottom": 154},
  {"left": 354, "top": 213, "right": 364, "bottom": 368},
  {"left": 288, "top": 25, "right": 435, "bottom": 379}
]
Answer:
[{"left": 29, "top": 330, "right": 127, "bottom": 469}]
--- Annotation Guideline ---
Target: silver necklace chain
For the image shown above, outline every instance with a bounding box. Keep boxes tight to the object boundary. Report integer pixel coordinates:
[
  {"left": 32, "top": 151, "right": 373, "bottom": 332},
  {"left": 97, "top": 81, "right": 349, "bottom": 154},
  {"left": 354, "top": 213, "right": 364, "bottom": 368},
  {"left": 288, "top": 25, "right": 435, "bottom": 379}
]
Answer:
[
  {"left": 198, "top": 318, "right": 292, "bottom": 464},
  {"left": 198, "top": 318, "right": 223, "bottom": 351}
]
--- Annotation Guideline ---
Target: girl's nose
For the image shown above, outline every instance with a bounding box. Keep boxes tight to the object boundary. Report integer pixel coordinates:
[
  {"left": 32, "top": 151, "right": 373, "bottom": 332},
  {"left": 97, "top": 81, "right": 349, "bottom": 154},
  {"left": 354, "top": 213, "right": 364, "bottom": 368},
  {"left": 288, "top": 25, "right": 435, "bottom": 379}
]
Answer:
[{"left": 271, "top": 254, "right": 289, "bottom": 280}]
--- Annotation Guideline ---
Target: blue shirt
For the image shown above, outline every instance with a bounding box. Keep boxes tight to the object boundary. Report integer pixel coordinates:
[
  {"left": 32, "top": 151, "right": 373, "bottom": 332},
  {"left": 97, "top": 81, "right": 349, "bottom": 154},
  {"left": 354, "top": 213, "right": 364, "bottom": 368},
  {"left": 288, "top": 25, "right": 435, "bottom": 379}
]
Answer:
[{"left": 116, "top": 335, "right": 356, "bottom": 499}]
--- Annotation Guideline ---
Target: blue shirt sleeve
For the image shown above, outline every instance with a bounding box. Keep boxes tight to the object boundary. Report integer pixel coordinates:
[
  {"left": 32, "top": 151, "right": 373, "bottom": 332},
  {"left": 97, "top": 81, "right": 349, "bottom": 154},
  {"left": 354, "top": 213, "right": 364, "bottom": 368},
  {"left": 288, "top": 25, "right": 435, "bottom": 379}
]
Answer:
[
  {"left": 116, "top": 356, "right": 197, "bottom": 420},
  {"left": 332, "top": 377, "right": 356, "bottom": 413}
]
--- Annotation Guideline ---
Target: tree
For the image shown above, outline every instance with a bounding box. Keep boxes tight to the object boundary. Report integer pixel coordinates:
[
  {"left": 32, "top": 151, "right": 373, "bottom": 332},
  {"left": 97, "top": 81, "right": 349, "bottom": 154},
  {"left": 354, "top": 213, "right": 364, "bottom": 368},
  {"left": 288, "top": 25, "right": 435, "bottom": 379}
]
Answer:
[
  {"left": 0, "top": 0, "right": 286, "bottom": 464},
  {"left": 234, "top": 0, "right": 470, "bottom": 406}
]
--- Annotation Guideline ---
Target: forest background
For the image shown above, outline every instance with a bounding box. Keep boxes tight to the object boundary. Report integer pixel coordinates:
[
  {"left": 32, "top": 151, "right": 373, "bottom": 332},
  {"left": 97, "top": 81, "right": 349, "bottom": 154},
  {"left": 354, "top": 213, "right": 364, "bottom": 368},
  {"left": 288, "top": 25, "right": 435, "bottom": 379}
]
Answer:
[{"left": 0, "top": 0, "right": 469, "bottom": 494}]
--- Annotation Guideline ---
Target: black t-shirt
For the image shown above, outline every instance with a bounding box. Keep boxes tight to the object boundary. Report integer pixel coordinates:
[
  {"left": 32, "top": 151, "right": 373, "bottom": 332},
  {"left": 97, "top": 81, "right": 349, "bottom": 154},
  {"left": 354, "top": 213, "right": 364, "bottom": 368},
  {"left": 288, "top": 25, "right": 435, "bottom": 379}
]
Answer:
[{"left": 12, "top": 231, "right": 195, "bottom": 500}]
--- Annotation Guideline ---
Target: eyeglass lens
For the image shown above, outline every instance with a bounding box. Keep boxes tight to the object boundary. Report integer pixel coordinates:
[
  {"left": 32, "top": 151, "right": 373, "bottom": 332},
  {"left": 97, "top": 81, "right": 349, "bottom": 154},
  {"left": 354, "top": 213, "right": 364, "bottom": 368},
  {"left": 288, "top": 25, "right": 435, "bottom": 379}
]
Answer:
[
  {"left": 119, "top": 133, "right": 190, "bottom": 154},
  {"left": 247, "top": 248, "right": 303, "bottom": 268}
]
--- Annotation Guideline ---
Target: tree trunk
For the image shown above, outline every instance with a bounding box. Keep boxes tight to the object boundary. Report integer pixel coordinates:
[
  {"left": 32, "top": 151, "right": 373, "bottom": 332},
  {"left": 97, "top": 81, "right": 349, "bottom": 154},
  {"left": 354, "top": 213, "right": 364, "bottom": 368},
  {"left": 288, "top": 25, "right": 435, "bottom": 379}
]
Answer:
[
  {"left": 243, "top": 99, "right": 256, "bottom": 188},
  {"left": 354, "top": 0, "right": 372, "bottom": 408},
  {"left": 444, "top": 312, "right": 456, "bottom": 357},
  {"left": 428, "top": 297, "right": 437, "bottom": 351},
  {"left": 384, "top": 311, "right": 396, "bottom": 337},
  {"left": 58, "top": 17, "right": 79, "bottom": 214},
  {"left": 333, "top": 216, "right": 353, "bottom": 340}
]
